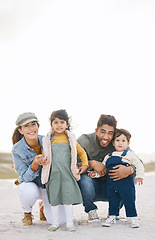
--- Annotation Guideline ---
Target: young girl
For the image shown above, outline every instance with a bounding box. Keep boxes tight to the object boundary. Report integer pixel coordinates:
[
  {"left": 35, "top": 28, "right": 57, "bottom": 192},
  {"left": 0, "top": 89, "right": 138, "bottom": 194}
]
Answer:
[
  {"left": 89, "top": 129, "right": 144, "bottom": 228},
  {"left": 12, "top": 112, "right": 65, "bottom": 226},
  {"left": 41, "top": 109, "right": 89, "bottom": 231}
]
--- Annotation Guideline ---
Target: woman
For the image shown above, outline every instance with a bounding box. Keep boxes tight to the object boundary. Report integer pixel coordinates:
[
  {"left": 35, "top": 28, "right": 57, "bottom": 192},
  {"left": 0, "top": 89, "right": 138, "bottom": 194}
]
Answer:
[{"left": 12, "top": 112, "right": 65, "bottom": 226}]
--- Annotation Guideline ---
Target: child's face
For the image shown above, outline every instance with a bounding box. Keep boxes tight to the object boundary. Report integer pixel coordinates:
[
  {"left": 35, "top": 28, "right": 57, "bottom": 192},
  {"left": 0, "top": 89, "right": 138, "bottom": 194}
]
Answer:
[
  {"left": 51, "top": 117, "right": 68, "bottom": 136},
  {"left": 113, "top": 134, "right": 129, "bottom": 152}
]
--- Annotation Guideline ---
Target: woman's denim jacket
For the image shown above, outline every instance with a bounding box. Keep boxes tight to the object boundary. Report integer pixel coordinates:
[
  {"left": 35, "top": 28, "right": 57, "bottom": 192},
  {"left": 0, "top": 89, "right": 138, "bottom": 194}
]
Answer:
[{"left": 12, "top": 135, "right": 44, "bottom": 187}]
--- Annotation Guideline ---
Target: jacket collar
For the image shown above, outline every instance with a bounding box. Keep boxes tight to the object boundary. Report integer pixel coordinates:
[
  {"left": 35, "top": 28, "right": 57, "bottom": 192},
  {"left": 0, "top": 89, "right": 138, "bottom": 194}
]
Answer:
[{"left": 22, "top": 135, "right": 43, "bottom": 151}]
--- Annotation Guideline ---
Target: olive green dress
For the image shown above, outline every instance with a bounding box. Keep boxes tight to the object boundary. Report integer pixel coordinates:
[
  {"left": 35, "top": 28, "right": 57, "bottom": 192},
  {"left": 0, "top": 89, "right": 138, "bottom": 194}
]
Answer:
[{"left": 46, "top": 140, "right": 82, "bottom": 206}]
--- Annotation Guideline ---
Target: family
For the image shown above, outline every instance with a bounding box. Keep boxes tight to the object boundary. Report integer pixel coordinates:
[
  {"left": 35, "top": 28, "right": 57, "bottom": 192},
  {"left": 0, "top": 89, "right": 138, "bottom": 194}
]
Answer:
[{"left": 12, "top": 110, "right": 144, "bottom": 231}]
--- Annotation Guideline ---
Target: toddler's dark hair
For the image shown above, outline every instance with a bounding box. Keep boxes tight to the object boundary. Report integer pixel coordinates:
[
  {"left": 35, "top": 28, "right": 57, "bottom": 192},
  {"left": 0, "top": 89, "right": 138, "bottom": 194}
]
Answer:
[
  {"left": 115, "top": 128, "right": 131, "bottom": 142},
  {"left": 49, "top": 109, "right": 71, "bottom": 130}
]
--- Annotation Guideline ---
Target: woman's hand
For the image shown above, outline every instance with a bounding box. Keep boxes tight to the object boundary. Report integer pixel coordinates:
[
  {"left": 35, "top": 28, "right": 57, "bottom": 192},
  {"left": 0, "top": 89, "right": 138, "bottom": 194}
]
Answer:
[
  {"left": 34, "top": 155, "right": 49, "bottom": 166},
  {"left": 31, "top": 155, "right": 49, "bottom": 172}
]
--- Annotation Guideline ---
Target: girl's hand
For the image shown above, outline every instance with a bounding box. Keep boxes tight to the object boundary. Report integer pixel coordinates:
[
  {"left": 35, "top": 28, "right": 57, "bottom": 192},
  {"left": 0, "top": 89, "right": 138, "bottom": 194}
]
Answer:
[
  {"left": 89, "top": 160, "right": 107, "bottom": 176},
  {"left": 88, "top": 171, "right": 97, "bottom": 178},
  {"left": 135, "top": 178, "right": 143, "bottom": 185},
  {"left": 78, "top": 165, "right": 88, "bottom": 174}
]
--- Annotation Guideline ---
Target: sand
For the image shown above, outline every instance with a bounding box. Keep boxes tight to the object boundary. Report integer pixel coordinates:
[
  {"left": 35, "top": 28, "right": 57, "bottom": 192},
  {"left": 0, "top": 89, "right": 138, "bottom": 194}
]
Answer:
[{"left": 0, "top": 172, "right": 155, "bottom": 240}]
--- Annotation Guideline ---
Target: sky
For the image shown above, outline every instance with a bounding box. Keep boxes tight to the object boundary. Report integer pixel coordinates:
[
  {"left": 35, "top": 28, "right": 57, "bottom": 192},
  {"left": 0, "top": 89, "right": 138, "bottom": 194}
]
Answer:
[{"left": 0, "top": 0, "right": 155, "bottom": 154}]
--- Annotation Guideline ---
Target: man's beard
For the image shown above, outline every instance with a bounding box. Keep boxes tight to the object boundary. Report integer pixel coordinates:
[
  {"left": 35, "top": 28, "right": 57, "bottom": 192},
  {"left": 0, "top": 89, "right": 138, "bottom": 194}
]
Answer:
[{"left": 96, "top": 135, "right": 110, "bottom": 148}]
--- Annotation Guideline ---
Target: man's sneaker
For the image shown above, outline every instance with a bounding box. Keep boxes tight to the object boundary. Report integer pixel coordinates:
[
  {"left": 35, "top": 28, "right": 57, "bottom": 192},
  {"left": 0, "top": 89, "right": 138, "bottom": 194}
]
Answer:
[
  {"left": 22, "top": 213, "right": 33, "bottom": 227},
  {"left": 129, "top": 217, "right": 139, "bottom": 228},
  {"left": 102, "top": 216, "right": 116, "bottom": 227},
  {"left": 88, "top": 210, "right": 99, "bottom": 223}
]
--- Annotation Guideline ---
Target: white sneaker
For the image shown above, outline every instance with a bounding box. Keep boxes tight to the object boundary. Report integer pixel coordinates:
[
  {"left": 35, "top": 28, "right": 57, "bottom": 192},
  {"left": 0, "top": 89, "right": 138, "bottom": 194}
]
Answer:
[
  {"left": 102, "top": 216, "right": 116, "bottom": 227},
  {"left": 88, "top": 210, "right": 99, "bottom": 223},
  {"left": 129, "top": 217, "right": 139, "bottom": 228},
  {"left": 116, "top": 215, "right": 127, "bottom": 222}
]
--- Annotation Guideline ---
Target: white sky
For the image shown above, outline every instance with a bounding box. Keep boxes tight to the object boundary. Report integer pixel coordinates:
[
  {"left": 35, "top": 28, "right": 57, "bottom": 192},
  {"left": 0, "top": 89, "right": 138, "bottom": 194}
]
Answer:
[{"left": 0, "top": 0, "right": 155, "bottom": 154}]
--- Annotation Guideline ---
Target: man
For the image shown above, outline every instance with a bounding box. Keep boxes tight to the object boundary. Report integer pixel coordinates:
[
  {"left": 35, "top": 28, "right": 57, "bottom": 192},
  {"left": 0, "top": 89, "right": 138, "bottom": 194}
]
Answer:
[{"left": 77, "top": 114, "right": 135, "bottom": 222}]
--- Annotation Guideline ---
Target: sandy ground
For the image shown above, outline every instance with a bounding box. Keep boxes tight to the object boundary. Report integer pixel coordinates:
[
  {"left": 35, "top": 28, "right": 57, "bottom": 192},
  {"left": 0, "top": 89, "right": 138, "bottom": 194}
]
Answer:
[{"left": 0, "top": 172, "right": 155, "bottom": 240}]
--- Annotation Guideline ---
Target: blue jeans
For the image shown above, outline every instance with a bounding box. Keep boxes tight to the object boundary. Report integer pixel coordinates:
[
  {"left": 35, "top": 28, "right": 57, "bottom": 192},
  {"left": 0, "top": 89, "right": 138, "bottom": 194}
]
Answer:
[{"left": 78, "top": 173, "right": 108, "bottom": 213}]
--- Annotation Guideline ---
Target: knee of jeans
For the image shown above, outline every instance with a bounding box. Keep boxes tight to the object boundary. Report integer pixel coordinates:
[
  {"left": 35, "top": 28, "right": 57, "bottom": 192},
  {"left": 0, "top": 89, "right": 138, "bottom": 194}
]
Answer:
[{"left": 78, "top": 173, "right": 94, "bottom": 194}]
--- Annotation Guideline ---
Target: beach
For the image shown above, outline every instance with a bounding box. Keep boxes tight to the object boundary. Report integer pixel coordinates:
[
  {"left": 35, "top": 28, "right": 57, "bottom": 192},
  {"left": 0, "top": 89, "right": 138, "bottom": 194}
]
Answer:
[{"left": 0, "top": 172, "right": 155, "bottom": 240}]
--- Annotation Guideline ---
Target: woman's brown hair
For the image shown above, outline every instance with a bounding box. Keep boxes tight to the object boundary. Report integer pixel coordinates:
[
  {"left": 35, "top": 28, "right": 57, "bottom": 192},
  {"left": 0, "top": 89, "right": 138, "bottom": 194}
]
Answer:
[{"left": 12, "top": 127, "right": 23, "bottom": 145}]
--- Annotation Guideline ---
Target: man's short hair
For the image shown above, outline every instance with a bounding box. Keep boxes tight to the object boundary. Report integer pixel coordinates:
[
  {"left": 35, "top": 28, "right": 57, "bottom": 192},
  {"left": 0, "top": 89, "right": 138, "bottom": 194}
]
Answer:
[{"left": 97, "top": 114, "right": 117, "bottom": 129}]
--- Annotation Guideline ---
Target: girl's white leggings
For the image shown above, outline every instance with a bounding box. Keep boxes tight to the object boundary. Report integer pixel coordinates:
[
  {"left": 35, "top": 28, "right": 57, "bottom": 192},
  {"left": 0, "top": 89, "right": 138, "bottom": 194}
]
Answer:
[
  {"left": 51, "top": 204, "right": 73, "bottom": 228},
  {"left": 17, "top": 182, "right": 65, "bottom": 225}
]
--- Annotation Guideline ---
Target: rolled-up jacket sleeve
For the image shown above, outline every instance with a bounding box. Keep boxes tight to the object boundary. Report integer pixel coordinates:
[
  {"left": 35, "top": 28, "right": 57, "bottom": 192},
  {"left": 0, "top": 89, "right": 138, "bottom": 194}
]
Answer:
[{"left": 12, "top": 151, "right": 40, "bottom": 183}]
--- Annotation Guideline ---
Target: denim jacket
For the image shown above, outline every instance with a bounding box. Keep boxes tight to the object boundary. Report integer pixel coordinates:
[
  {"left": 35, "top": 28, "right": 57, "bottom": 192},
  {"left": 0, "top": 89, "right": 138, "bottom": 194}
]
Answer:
[{"left": 12, "top": 135, "right": 44, "bottom": 187}]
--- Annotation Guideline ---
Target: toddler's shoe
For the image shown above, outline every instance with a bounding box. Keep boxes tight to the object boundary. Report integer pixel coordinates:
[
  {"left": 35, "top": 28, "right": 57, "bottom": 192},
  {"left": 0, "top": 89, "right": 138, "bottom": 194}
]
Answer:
[
  {"left": 129, "top": 217, "right": 139, "bottom": 228},
  {"left": 116, "top": 215, "right": 127, "bottom": 222},
  {"left": 102, "top": 216, "right": 116, "bottom": 227}
]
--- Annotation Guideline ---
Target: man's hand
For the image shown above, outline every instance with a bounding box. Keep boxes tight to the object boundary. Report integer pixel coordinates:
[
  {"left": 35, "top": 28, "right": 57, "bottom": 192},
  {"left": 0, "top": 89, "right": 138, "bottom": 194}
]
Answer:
[
  {"left": 89, "top": 160, "right": 107, "bottom": 176},
  {"left": 109, "top": 164, "right": 131, "bottom": 181}
]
